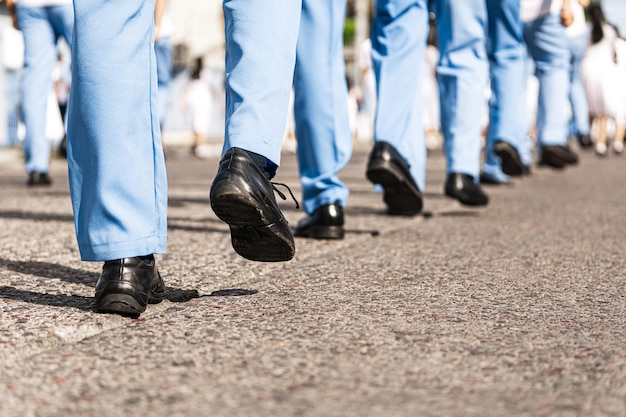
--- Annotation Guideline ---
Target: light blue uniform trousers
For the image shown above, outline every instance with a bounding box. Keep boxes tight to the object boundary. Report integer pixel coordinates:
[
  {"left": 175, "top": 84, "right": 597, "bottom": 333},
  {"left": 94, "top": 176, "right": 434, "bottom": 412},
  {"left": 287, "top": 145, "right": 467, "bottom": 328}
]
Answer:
[
  {"left": 371, "top": 0, "right": 430, "bottom": 192},
  {"left": 221, "top": 0, "right": 302, "bottom": 167},
  {"left": 523, "top": 12, "right": 570, "bottom": 149},
  {"left": 68, "top": 0, "right": 301, "bottom": 261},
  {"left": 482, "top": 0, "right": 528, "bottom": 181},
  {"left": 294, "top": 0, "right": 352, "bottom": 215},
  {"left": 16, "top": 4, "right": 74, "bottom": 174},
  {"left": 67, "top": 0, "right": 167, "bottom": 261},
  {"left": 567, "top": 33, "right": 590, "bottom": 137},
  {"left": 155, "top": 35, "right": 173, "bottom": 129},
  {"left": 433, "top": 0, "right": 490, "bottom": 181}
]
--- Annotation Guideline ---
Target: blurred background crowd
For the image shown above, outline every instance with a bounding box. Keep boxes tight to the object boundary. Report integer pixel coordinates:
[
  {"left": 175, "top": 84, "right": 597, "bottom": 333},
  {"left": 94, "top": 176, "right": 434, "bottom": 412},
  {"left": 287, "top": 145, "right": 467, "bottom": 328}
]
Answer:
[{"left": 1, "top": 0, "right": 626, "bottom": 158}]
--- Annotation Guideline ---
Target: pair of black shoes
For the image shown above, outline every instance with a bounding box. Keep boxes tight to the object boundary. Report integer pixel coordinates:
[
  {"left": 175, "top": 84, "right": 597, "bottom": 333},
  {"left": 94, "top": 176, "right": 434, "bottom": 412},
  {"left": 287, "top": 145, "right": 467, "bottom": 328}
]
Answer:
[
  {"left": 539, "top": 144, "right": 579, "bottom": 169},
  {"left": 295, "top": 142, "right": 422, "bottom": 241},
  {"left": 96, "top": 148, "right": 296, "bottom": 317},
  {"left": 27, "top": 172, "right": 52, "bottom": 187}
]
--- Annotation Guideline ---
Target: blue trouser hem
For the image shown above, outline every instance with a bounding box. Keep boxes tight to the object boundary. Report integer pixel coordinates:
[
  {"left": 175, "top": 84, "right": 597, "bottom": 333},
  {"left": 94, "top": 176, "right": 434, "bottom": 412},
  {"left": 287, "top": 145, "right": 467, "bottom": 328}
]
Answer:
[{"left": 78, "top": 235, "right": 167, "bottom": 262}]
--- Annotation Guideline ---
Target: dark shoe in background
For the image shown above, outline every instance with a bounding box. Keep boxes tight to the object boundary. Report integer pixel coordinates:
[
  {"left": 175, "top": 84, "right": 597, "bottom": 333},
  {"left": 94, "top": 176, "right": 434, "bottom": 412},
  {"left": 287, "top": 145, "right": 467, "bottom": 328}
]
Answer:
[
  {"left": 294, "top": 203, "right": 344, "bottom": 240},
  {"left": 539, "top": 145, "right": 579, "bottom": 169},
  {"left": 94, "top": 256, "right": 165, "bottom": 317},
  {"left": 210, "top": 148, "right": 295, "bottom": 262},
  {"left": 577, "top": 133, "right": 593, "bottom": 149},
  {"left": 366, "top": 141, "right": 423, "bottom": 216},
  {"left": 445, "top": 173, "right": 489, "bottom": 206},
  {"left": 493, "top": 140, "right": 529, "bottom": 176},
  {"left": 27, "top": 172, "right": 52, "bottom": 187}
]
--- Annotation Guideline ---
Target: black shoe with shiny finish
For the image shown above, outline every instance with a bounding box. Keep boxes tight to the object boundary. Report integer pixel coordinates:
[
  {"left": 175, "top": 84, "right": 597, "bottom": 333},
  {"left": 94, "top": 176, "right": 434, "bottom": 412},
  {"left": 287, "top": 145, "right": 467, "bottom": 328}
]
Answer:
[
  {"left": 27, "top": 172, "right": 52, "bottom": 187},
  {"left": 294, "top": 203, "right": 344, "bottom": 240},
  {"left": 94, "top": 256, "right": 165, "bottom": 317},
  {"left": 366, "top": 141, "right": 423, "bottom": 216},
  {"left": 210, "top": 148, "right": 295, "bottom": 262},
  {"left": 577, "top": 133, "right": 593, "bottom": 149},
  {"left": 444, "top": 173, "right": 489, "bottom": 206},
  {"left": 493, "top": 140, "right": 529, "bottom": 176},
  {"left": 539, "top": 145, "right": 579, "bottom": 169}
]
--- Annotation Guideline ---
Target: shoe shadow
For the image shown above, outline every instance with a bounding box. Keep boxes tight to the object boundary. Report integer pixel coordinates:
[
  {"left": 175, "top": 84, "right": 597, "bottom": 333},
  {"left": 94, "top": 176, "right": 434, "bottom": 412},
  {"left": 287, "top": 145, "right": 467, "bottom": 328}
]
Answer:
[
  {"left": 0, "top": 286, "right": 94, "bottom": 311},
  {"left": 0, "top": 259, "right": 99, "bottom": 286},
  {"left": 436, "top": 210, "right": 482, "bottom": 218},
  {"left": 0, "top": 210, "right": 74, "bottom": 223},
  {"left": 0, "top": 258, "right": 203, "bottom": 309}
]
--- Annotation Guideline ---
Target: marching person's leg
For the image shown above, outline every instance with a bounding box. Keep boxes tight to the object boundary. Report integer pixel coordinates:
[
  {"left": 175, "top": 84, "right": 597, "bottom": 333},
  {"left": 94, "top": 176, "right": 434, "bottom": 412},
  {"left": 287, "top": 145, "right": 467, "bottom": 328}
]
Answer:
[
  {"left": 17, "top": 6, "right": 58, "bottom": 185},
  {"left": 482, "top": 0, "right": 529, "bottom": 184},
  {"left": 524, "top": 12, "right": 578, "bottom": 169},
  {"left": 435, "top": 0, "right": 489, "bottom": 206},
  {"left": 67, "top": 0, "right": 168, "bottom": 316},
  {"left": 210, "top": 0, "right": 302, "bottom": 261},
  {"left": 292, "top": 0, "right": 352, "bottom": 240},
  {"left": 366, "top": 0, "right": 429, "bottom": 216}
]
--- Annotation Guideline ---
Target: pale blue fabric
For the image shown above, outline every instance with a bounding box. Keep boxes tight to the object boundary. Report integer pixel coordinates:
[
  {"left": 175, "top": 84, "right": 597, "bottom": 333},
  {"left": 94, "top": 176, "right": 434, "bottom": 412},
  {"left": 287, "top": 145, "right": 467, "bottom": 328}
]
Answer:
[
  {"left": 221, "top": 0, "right": 302, "bottom": 167},
  {"left": 567, "top": 33, "right": 590, "bottom": 137},
  {"left": 371, "top": 0, "right": 430, "bottom": 191},
  {"left": 523, "top": 12, "right": 570, "bottom": 147},
  {"left": 482, "top": 0, "right": 528, "bottom": 179},
  {"left": 16, "top": 4, "right": 74, "bottom": 174},
  {"left": 294, "top": 0, "right": 352, "bottom": 215},
  {"left": 67, "top": 0, "right": 167, "bottom": 261},
  {"left": 155, "top": 35, "right": 173, "bottom": 129},
  {"left": 434, "top": 0, "right": 489, "bottom": 180}
]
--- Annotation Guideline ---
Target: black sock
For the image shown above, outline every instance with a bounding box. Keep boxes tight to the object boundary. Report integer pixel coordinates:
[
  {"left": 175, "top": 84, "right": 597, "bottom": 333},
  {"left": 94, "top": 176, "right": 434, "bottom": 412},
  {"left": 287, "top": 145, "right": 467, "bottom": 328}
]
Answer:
[
  {"left": 138, "top": 254, "right": 155, "bottom": 265},
  {"left": 245, "top": 150, "right": 278, "bottom": 180}
]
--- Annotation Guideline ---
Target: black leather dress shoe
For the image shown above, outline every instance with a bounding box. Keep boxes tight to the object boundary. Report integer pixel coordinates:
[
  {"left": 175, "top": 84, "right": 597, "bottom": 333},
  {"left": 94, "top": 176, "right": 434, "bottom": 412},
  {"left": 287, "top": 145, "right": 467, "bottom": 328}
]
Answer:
[
  {"left": 294, "top": 203, "right": 344, "bottom": 240},
  {"left": 366, "top": 141, "right": 423, "bottom": 215},
  {"left": 577, "top": 133, "right": 593, "bottom": 149},
  {"left": 94, "top": 256, "right": 165, "bottom": 317},
  {"left": 210, "top": 148, "right": 295, "bottom": 262},
  {"left": 27, "top": 172, "right": 52, "bottom": 187},
  {"left": 444, "top": 173, "right": 489, "bottom": 206},
  {"left": 493, "top": 140, "right": 529, "bottom": 176},
  {"left": 539, "top": 145, "right": 579, "bottom": 169}
]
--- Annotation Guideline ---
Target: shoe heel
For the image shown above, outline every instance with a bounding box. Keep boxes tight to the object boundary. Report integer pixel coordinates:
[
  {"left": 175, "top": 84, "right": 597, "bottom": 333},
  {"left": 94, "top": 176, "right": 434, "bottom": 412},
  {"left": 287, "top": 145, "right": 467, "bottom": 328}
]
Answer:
[
  {"left": 95, "top": 293, "right": 146, "bottom": 317},
  {"left": 309, "top": 225, "right": 345, "bottom": 240}
]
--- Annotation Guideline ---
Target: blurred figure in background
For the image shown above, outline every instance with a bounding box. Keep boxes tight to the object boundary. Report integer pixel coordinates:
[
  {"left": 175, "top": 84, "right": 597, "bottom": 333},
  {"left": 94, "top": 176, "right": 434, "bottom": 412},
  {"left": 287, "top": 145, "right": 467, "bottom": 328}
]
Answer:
[
  {"left": 565, "top": 0, "right": 592, "bottom": 149},
  {"left": 521, "top": 0, "right": 579, "bottom": 169},
  {"left": 155, "top": 0, "right": 173, "bottom": 131},
  {"left": 181, "top": 56, "right": 213, "bottom": 158},
  {"left": 581, "top": 2, "right": 625, "bottom": 156},
  {"left": 6, "top": 0, "right": 74, "bottom": 186}
]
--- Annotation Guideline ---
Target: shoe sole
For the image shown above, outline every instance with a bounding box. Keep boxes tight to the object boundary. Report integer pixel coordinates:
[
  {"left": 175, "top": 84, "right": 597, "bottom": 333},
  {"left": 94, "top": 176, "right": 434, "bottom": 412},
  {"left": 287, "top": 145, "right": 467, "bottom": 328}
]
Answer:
[
  {"left": 211, "top": 183, "right": 295, "bottom": 262},
  {"left": 366, "top": 161, "right": 422, "bottom": 216},
  {"left": 95, "top": 277, "right": 165, "bottom": 318},
  {"left": 294, "top": 225, "right": 345, "bottom": 240},
  {"left": 494, "top": 142, "right": 525, "bottom": 176}
]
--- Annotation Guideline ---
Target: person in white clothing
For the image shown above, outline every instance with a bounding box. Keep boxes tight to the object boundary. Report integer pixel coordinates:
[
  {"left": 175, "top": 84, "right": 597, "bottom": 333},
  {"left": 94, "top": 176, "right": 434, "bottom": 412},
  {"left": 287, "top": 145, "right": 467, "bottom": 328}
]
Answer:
[
  {"left": 581, "top": 3, "right": 625, "bottom": 156},
  {"left": 6, "top": 0, "right": 74, "bottom": 186}
]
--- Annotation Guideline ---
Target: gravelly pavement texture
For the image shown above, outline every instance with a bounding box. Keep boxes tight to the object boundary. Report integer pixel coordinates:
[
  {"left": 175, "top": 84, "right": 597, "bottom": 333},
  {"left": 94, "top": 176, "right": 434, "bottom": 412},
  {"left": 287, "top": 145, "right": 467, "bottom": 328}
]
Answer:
[{"left": 0, "top": 144, "right": 625, "bottom": 417}]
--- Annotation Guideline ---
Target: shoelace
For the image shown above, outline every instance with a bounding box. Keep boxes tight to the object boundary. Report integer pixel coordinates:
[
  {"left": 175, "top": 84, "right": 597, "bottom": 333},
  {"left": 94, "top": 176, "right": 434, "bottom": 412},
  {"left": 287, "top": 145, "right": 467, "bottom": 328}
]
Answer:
[{"left": 271, "top": 182, "right": 300, "bottom": 210}]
